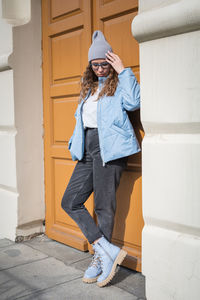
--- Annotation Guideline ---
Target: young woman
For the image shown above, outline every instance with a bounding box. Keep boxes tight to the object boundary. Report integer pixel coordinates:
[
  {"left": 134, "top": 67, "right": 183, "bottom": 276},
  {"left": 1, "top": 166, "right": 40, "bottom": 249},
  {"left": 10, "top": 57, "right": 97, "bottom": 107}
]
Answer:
[{"left": 61, "top": 30, "right": 140, "bottom": 287}]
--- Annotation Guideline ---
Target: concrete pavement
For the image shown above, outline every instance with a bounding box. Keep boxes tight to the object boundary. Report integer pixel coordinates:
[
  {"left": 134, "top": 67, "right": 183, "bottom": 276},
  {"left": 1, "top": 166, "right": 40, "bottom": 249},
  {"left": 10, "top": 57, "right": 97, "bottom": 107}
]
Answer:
[{"left": 0, "top": 235, "right": 146, "bottom": 299}]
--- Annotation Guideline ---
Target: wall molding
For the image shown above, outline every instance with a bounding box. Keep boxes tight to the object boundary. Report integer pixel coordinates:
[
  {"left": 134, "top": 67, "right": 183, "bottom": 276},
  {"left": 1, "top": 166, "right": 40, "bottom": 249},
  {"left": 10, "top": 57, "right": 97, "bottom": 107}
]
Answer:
[
  {"left": 2, "top": 0, "right": 31, "bottom": 26},
  {"left": 132, "top": 0, "right": 200, "bottom": 42}
]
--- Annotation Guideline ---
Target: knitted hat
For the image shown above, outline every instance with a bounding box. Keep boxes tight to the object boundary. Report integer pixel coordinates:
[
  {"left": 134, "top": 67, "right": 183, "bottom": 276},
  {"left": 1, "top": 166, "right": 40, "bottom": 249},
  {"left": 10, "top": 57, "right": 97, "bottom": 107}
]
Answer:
[{"left": 88, "top": 30, "right": 112, "bottom": 62}]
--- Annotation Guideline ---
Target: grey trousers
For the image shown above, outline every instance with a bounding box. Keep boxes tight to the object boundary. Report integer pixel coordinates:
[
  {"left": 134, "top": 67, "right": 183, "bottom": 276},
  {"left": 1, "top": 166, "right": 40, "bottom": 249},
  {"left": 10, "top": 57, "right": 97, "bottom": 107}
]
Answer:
[{"left": 61, "top": 128, "right": 127, "bottom": 244}]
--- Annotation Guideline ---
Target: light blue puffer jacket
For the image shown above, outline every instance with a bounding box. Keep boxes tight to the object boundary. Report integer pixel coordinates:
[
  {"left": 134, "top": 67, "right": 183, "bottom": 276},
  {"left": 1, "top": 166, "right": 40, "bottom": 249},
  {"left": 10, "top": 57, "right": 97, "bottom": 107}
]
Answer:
[{"left": 68, "top": 68, "right": 140, "bottom": 166}]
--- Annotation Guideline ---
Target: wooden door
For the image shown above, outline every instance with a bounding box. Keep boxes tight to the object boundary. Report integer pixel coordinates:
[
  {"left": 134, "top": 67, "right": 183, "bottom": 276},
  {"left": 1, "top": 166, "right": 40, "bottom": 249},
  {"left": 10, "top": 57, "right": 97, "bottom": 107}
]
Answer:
[
  {"left": 42, "top": 0, "right": 93, "bottom": 251},
  {"left": 42, "top": 0, "right": 144, "bottom": 271}
]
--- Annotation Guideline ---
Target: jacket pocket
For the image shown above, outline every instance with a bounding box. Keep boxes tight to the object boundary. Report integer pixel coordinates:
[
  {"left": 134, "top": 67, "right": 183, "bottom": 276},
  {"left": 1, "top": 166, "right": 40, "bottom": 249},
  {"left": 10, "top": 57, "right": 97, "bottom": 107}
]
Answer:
[{"left": 111, "top": 123, "right": 132, "bottom": 138}]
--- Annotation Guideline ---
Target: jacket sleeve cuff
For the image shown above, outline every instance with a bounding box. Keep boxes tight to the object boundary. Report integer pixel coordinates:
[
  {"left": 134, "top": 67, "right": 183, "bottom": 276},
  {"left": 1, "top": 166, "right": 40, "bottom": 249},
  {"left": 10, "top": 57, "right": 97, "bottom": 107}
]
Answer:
[{"left": 118, "top": 67, "right": 133, "bottom": 78}]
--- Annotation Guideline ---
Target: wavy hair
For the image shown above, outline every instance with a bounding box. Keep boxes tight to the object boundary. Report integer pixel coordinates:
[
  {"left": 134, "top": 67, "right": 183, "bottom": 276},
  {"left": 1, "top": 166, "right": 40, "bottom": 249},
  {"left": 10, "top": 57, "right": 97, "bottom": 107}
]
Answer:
[{"left": 79, "top": 64, "right": 118, "bottom": 102}]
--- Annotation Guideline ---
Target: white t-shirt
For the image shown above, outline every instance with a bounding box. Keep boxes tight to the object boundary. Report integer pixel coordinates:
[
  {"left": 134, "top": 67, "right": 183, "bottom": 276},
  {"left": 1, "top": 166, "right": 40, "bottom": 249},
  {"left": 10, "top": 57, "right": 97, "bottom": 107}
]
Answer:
[{"left": 82, "top": 87, "right": 100, "bottom": 128}]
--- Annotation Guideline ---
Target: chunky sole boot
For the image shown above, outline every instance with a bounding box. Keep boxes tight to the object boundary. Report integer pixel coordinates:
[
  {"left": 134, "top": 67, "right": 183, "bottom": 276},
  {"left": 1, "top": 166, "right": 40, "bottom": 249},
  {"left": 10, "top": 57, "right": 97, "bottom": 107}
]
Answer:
[
  {"left": 82, "top": 251, "right": 102, "bottom": 283},
  {"left": 97, "top": 248, "right": 127, "bottom": 287},
  {"left": 82, "top": 275, "right": 99, "bottom": 284},
  {"left": 93, "top": 237, "right": 127, "bottom": 287}
]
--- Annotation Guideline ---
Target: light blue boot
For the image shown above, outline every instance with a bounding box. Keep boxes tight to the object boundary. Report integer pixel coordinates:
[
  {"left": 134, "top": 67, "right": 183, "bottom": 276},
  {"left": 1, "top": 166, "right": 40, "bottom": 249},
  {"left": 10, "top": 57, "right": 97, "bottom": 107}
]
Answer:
[
  {"left": 93, "top": 236, "right": 127, "bottom": 287},
  {"left": 82, "top": 251, "right": 102, "bottom": 283}
]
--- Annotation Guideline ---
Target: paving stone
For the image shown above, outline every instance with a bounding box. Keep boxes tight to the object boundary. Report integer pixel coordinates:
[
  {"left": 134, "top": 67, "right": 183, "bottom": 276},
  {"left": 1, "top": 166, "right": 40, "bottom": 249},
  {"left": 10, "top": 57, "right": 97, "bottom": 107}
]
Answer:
[
  {"left": 0, "top": 239, "right": 14, "bottom": 248},
  {"left": 112, "top": 266, "right": 146, "bottom": 299},
  {"left": 0, "top": 257, "right": 82, "bottom": 300},
  {"left": 0, "top": 243, "right": 47, "bottom": 270},
  {"left": 24, "top": 235, "right": 91, "bottom": 266},
  {"left": 71, "top": 255, "right": 93, "bottom": 271},
  {"left": 16, "top": 277, "right": 138, "bottom": 300}
]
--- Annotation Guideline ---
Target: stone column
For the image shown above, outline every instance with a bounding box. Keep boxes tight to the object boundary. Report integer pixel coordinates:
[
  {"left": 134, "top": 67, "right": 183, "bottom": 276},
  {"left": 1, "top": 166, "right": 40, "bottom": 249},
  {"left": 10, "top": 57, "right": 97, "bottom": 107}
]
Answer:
[
  {"left": 132, "top": 0, "right": 200, "bottom": 299},
  {"left": 0, "top": 0, "right": 44, "bottom": 240}
]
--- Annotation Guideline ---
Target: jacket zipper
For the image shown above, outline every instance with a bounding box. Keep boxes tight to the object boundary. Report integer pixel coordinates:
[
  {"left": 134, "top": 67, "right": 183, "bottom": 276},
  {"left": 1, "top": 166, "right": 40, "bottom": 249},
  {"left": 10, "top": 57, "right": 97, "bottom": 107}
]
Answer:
[
  {"left": 80, "top": 101, "right": 85, "bottom": 158},
  {"left": 80, "top": 91, "right": 92, "bottom": 158},
  {"left": 97, "top": 99, "right": 106, "bottom": 167}
]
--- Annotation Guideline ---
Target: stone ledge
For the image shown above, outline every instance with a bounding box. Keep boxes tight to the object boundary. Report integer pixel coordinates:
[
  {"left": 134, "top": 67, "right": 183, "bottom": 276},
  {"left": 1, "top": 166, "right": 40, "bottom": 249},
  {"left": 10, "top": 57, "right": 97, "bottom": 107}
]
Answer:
[{"left": 132, "top": 0, "right": 200, "bottom": 42}]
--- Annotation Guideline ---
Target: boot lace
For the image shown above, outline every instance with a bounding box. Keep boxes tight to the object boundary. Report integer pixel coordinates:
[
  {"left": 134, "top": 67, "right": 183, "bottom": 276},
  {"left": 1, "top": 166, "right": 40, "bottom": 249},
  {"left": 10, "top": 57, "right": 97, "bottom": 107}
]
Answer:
[
  {"left": 96, "top": 242, "right": 114, "bottom": 272},
  {"left": 90, "top": 252, "right": 100, "bottom": 268},
  {"left": 98, "top": 255, "right": 105, "bottom": 271}
]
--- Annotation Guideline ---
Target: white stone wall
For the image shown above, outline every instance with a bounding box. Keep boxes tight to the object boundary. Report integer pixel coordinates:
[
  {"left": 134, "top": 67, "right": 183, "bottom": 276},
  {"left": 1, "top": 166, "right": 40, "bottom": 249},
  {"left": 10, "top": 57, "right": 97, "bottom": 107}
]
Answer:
[
  {"left": 0, "top": 2, "right": 17, "bottom": 240},
  {"left": 132, "top": 0, "right": 200, "bottom": 299},
  {"left": 11, "top": 0, "right": 45, "bottom": 235},
  {"left": 0, "top": 0, "right": 44, "bottom": 240}
]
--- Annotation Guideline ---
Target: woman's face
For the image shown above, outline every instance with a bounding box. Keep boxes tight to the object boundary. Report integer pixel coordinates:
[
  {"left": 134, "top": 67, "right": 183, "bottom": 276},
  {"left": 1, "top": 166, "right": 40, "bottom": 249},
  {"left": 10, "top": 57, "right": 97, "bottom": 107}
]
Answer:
[{"left": 90, "top": 59, "right": 111, "bottom": 77}]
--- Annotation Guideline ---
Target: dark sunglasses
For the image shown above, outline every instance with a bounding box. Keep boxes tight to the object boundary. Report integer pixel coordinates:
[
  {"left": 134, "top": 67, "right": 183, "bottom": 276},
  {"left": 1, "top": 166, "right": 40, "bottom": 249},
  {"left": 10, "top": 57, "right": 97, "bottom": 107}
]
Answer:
[{"left": 90, "top": 62, "right": 110, "bottom": 69}]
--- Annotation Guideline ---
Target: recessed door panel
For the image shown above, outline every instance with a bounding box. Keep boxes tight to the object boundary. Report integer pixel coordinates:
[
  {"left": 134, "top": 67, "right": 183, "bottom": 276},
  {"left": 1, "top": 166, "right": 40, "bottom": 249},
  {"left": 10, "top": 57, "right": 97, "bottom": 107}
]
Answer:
[{"left": 53, "top": 97, "right": 77, "bottom": 143}]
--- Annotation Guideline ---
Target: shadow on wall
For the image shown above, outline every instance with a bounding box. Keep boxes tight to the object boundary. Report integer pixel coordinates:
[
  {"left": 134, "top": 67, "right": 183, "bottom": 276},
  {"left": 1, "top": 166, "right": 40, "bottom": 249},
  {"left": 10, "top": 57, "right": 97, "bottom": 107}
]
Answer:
[{"left": 113, "top": 108, "right": 144, "bottom": 270}]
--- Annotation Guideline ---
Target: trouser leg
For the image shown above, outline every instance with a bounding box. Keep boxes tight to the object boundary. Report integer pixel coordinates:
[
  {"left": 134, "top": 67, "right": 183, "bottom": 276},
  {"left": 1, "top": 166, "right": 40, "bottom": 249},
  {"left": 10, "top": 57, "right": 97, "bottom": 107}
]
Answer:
[
  {"left": 61, "top": 154, "right": 102, "bottom": 244},
  {"left": 61, "top": 128, "right": 127, "bottom": 244},
  {"left": 93, "top": 153, "right": 127, "bottom": 242}
]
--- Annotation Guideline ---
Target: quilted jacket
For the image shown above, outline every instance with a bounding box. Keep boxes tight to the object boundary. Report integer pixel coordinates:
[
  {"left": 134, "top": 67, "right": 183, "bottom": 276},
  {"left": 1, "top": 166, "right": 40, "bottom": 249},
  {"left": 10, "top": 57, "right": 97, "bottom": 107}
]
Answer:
[{"left": 68, "top": 68, "right": 141, "bottom": 166}]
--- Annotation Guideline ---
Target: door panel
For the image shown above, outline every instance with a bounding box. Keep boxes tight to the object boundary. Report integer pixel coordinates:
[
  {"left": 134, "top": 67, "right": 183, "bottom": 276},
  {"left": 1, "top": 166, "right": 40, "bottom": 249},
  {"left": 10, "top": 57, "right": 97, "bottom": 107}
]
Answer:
[
  {"left": 51, "top": 0, "right": 81, "bottom": 20},
  {"left": 52, "top": 31, "right": 83, "bottom": 80},
  {"left": 42, "top": 0, "right": 143, "bottom": 271},
  {"left": 53, "top": 97, "right": 77, "bottom": 143}
]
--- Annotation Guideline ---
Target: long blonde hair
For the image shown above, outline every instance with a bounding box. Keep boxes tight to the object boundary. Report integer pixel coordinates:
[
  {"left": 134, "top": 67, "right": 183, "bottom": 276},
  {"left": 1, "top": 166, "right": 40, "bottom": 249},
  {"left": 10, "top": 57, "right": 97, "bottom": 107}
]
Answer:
[{"left": 79, "top": 64, "right": 118, "bottom": 102}]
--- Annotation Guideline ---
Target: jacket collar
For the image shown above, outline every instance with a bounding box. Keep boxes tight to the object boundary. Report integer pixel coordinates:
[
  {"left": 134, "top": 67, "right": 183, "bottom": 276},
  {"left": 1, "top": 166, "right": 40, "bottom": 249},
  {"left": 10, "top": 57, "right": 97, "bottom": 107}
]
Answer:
[
  {"left": 98, "top": 76, "right": 108, "bottom": 82},
  {"left": 98, "top": 76, "right": 108, "bottom": 86}
]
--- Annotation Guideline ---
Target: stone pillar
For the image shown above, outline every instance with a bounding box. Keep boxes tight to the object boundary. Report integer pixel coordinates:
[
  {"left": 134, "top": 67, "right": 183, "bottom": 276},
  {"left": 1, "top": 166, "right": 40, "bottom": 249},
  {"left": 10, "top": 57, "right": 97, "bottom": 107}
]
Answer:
[
  {"left": 0, "top": 0, "right": 20, "bottom": 240},
  {"left": 132, "top": 0, "right": 200, "bottom": 299},
  {"left": 0, "top": 0, "right": 44, "bottom": 240}
]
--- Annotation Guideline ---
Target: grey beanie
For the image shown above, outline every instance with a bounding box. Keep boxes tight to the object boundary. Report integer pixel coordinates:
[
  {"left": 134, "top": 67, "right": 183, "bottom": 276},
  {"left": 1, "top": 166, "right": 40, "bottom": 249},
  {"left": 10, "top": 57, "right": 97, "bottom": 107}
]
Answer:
[{"left": 88, "top": 30, "right": 112, "bottom": 62}]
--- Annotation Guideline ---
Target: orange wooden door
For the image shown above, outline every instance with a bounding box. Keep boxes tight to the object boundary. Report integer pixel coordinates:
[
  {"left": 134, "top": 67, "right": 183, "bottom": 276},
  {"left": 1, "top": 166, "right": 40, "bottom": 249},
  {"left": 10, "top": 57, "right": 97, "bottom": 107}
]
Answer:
[
  {"left": 42, "top": 0, "right": 93, "bottom": 251},
  {"left": 42, "top": 0, "right": 144, "bottom": 271}
]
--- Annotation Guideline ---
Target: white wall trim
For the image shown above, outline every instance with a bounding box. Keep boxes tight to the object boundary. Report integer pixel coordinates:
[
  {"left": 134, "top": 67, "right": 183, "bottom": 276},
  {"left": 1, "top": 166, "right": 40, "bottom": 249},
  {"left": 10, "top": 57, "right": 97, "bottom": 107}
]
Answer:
[
  {"left": 2, "top": 0, "right": 31, "bottom": 26},
  {"left": 0, "top": 184, "right": 18, "bottom": 194},
  {"left": 132, "top": 0, "right": 200, "bottom": 42}
]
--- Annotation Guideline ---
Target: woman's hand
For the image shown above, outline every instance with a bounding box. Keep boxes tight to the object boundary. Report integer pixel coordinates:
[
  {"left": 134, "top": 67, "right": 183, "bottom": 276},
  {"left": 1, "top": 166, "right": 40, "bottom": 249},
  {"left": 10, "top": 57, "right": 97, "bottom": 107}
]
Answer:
[{"left": 105, "top": 51, "right": 125, "bottom": 74}]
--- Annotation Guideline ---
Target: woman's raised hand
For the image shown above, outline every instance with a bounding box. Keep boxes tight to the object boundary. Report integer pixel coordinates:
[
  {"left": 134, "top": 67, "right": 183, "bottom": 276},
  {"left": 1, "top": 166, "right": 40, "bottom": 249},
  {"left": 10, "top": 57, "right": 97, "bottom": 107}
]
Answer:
[{"left": 105, "top": 51, "right": 125, "bottom": 74}]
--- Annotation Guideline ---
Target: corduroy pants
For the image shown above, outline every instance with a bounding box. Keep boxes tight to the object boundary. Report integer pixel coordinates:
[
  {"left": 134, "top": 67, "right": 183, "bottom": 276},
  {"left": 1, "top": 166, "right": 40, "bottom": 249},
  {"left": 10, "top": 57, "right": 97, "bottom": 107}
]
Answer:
[{"left": 61, "top": 128, "right": 127, "bottom": 244}]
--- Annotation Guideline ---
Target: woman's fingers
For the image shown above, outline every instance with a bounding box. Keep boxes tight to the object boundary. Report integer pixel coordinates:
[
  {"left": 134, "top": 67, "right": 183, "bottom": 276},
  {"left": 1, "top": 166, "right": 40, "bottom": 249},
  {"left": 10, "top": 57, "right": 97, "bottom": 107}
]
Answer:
[
  {"left": 105, "top": 51, "right": 125, "bottom": 74},
  {"left": 106, "top": 51, "right": 118, "bottom": 61},
  {"left": 105, "top": 54, "right": 114, "bottom": 64}
]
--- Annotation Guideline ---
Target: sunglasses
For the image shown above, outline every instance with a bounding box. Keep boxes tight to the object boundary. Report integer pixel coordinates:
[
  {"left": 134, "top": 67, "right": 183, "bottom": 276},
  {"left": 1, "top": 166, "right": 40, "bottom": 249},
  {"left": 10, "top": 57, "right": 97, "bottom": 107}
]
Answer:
[{"left": 90, "top": 62, "right": 110, "bottom": 70}]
